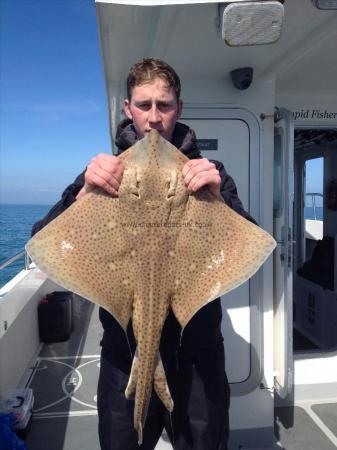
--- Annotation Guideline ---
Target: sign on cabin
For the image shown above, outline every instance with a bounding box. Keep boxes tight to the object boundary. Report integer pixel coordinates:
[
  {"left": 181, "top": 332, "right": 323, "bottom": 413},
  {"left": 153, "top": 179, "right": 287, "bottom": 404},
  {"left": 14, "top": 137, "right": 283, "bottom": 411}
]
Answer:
[
  {"left": 293, "top": 109, "right": 337, "bottom": 121},
  {"left": 196, "top": 139, "right": 218, "bottom": 151}
]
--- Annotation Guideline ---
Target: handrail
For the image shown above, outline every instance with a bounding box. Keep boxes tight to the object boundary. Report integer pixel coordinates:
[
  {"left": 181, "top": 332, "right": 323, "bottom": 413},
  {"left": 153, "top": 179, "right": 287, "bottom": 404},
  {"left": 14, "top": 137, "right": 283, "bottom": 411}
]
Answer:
[
  {"left": 0, "top": 250, "right": 31, "bottom": 271},
  {"left": 306, "top": 192, "right": 323, "bottom": 221}
]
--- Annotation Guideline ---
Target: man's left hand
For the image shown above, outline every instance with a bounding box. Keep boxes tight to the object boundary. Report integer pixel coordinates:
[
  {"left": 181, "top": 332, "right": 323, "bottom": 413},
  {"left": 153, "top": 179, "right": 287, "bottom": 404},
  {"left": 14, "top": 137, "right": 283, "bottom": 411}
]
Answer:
[{"left": 182, "top": 158, "right": 222, "bottom": 198}]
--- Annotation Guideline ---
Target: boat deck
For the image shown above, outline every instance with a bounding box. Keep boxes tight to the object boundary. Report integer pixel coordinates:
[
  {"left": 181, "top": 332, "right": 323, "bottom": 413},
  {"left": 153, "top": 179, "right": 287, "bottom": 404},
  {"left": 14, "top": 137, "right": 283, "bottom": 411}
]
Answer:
[
  {"left": 25, "top": 295, "right": 171, "bottom": 450},
  {"left": 24, "top": 295, "right": 337, "bottom": 450}
]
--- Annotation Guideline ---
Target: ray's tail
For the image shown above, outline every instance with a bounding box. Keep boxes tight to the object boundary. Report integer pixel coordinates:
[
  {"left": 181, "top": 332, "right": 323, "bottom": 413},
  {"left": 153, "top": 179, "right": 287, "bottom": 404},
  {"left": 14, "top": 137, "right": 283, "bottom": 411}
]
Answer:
[
  {"left": 125, "top": 345, "right": 173, "bottom": 444},
  {"left": 125, "top": 254, "right": 174, "bottom": 444}
]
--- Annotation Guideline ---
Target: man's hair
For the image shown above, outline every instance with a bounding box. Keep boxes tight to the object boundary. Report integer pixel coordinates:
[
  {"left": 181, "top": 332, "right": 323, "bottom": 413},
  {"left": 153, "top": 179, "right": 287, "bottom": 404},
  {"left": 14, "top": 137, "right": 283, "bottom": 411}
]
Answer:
[{"left": 126, "top": 58, "right": 181, "bottom": 101}]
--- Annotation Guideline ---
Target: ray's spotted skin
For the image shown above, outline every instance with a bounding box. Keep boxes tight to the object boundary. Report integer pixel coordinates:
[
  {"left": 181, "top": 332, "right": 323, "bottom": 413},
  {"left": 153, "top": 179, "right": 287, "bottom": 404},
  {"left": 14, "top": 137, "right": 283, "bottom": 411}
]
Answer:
[{"left": 26, "top": 130, "right": 276, "bottom": 444}]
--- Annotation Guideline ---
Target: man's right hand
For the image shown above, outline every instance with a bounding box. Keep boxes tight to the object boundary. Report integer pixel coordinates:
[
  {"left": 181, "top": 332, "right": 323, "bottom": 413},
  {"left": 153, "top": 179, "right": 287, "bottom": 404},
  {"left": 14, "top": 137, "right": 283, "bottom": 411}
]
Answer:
[{"left": 76, "top": 154, "right": 124, "bottom": 200}]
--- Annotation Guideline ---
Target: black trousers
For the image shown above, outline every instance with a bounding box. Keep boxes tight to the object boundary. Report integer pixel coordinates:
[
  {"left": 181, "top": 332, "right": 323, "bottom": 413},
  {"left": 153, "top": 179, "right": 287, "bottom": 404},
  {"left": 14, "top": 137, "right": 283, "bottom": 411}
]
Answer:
[{"left": 97, "top": 343, "right": 230, "bottom": 450}]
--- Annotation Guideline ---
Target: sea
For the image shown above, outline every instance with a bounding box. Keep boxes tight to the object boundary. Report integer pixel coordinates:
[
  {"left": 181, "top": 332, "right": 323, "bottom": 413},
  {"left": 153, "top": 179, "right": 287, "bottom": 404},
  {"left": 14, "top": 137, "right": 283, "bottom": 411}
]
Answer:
[
  {"left": 0, "top": 204, "right": 52, "bottom": 288},
  {"left": 0, "top": 203, "right": 324, "bottom": 288}
]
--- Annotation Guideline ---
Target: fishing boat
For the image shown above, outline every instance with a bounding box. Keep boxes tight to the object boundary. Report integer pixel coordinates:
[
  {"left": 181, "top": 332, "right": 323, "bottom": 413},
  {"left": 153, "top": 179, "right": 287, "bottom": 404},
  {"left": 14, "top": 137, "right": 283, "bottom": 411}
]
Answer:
[{"left": 1, "top": 1, "right": 337, "bottom": 448}]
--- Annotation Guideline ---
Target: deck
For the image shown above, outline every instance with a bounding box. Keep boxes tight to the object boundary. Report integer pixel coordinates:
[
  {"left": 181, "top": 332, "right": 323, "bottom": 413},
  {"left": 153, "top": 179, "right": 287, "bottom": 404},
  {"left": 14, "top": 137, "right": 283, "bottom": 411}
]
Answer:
[
  {"left": 23, "top": 295, "right": 337, "bottom": 450},
  {"left": 24, "top": 295, "right": 171, "bottom": 450}
]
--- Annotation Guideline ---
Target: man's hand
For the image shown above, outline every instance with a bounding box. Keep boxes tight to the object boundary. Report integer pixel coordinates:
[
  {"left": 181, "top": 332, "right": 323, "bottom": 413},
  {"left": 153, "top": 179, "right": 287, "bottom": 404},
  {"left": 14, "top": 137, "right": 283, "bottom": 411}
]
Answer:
[
  {"left": 182, "top": 158, "right": 222, "bottom": 198},
  {"left": 76, "top": 154, "right": 124, "bottom": 200}
]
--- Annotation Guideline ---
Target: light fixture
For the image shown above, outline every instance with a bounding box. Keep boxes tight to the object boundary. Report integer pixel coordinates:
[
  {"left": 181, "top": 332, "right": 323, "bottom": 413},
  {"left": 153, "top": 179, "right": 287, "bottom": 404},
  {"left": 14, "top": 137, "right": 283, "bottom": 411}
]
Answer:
[
  {"left": 312, "top": 0, "right": 337, "bottom": 9},
  {"left": 220, "top": 1, "right": 284, "bottom": 47}
]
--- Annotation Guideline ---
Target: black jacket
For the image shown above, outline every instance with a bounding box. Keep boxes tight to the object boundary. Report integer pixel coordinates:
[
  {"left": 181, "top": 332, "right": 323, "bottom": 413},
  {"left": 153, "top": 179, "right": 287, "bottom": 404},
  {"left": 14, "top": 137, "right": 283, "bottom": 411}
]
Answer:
[{"left": 32, "top": 120, "right": 256, "bottom": 364}]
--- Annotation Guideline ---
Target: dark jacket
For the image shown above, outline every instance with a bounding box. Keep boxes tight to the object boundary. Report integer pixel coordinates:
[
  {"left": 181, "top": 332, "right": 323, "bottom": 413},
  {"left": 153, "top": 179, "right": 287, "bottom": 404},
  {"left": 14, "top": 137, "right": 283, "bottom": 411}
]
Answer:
[{"left": 32, "top": 120, "right": 256, "bottom": 365}]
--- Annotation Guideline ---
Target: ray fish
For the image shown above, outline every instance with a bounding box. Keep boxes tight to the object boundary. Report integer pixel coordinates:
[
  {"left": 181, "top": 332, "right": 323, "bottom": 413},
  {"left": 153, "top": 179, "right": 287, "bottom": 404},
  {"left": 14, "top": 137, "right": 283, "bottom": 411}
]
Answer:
[{"left": 26, "top": 130, "right": 276, "bottom": 444}]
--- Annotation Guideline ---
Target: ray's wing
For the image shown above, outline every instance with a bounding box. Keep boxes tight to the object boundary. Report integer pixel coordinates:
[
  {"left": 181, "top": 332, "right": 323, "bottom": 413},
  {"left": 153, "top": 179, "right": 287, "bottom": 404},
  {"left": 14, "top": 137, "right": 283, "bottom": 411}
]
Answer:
[
  {"left": 170, "top": 190, "right": 276, "bottom": 329},
  {"left": 26, "top": 189, "right": 133, "bottom": 330}
]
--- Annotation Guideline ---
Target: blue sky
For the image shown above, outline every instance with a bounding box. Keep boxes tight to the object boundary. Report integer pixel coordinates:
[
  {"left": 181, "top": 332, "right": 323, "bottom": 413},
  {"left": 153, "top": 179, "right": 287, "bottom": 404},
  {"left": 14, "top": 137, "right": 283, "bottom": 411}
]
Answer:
[{"left": 0, "top": 0, "right": 110, "bottom": 204}]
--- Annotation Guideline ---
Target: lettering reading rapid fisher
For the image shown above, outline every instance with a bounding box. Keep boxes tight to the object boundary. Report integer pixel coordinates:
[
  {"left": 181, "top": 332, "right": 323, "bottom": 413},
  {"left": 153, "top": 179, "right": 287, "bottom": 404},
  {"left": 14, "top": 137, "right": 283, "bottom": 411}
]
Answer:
[{"left": 293, "top": 109, "right": 337, "bottom": 120}]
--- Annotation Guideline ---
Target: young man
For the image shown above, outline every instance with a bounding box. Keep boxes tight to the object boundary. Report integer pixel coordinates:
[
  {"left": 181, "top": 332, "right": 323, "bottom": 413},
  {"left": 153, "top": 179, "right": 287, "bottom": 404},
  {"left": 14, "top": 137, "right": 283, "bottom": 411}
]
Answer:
[{"left": 32, "top": 58, "right": 254, "bottom": 450}]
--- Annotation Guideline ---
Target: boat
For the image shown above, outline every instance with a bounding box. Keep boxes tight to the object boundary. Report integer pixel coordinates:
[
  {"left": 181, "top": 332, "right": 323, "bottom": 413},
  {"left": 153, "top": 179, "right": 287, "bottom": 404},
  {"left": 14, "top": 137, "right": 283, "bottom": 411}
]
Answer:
[{"left": 1, "top": 1, "right": 337, "bottom": 448}]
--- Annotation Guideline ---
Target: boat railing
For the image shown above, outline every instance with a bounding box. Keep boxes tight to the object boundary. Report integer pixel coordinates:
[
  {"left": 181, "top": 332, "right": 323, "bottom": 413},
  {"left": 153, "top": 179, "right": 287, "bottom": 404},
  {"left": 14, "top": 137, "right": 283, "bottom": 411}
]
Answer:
[
  {"left": 306, "top": 192, "right": 323, "bottom": 221},
  {"left": 0, "top": 250, "right": 31, "bottom": 272}
]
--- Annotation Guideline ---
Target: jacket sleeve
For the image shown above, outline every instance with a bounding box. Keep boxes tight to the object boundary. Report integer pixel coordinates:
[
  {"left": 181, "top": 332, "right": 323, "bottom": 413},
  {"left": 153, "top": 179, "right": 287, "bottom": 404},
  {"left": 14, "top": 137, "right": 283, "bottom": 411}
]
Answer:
[
  {"left": 212, "top": 160, "right": 257, "bottom": 225},
  {"left": 31, "top": 171, "right": 86, "bottom": 236}
]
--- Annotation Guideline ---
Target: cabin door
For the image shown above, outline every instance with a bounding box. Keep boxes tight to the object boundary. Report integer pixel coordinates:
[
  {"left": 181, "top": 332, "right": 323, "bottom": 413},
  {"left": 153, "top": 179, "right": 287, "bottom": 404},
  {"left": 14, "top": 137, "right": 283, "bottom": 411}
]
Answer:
[{"left": 273, "top": 107, "right": 294, "bottom": 398}]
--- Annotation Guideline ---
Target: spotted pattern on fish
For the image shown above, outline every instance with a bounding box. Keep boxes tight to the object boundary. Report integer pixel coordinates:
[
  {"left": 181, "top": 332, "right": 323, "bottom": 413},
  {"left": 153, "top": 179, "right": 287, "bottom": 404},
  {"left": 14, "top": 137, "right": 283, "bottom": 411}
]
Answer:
[{"left": 26, "top": 130, "right": 276, "bottom": 444}]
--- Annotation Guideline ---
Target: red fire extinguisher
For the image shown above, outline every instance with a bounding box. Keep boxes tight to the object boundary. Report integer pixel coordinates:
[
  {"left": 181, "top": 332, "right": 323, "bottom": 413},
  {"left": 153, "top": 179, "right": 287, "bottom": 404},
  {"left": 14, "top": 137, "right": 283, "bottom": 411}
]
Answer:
[{"left": 327, "top": 179, "right": 337, "bottom": 210}]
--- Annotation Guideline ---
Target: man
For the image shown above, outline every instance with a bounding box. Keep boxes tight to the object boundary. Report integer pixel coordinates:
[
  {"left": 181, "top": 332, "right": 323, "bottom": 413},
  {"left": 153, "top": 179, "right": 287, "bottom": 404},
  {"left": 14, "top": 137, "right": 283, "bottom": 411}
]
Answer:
[{"left": 32, "top": 58, "right": 255, "bottom": 450}]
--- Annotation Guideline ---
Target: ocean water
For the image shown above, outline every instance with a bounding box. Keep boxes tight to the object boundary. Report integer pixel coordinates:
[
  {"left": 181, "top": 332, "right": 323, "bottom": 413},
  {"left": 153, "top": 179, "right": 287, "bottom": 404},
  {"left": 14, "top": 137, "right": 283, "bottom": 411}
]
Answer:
[
  {"left": 0, "top": 204, "right": 51, "bottom": 287},
  {"left": 305, "top": 205, "right": 323, "bottom": 221},
  {"left": 0, "top": 204, "right": 324, "bottom": 288}
]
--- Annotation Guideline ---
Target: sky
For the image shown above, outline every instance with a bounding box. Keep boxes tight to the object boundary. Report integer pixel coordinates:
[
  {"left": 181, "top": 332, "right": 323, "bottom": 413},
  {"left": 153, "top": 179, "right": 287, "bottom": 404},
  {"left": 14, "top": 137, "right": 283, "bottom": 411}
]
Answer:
[
  {"left": 0, "top": 0, "right": 324, "bottom": 206},
  {"left": 0, "top": 0, "right": 111, "bottom": 205}
]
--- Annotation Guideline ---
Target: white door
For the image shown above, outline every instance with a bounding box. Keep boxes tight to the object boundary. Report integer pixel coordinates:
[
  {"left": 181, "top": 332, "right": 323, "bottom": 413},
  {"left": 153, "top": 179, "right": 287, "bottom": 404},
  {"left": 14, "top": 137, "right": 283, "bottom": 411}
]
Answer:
[{"left": 273, "top": 107, "right": 294, "bottom": 398}]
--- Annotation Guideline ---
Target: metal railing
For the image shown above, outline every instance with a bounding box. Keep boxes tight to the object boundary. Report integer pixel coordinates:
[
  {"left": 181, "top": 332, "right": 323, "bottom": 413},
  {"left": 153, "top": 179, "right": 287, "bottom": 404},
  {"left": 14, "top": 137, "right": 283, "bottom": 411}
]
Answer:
[
  {"left": 0, "top": 250, "right": 31, "bottom": 272},
  {"left": 306, "top": 192, "right": 323, "bottom": 221}
]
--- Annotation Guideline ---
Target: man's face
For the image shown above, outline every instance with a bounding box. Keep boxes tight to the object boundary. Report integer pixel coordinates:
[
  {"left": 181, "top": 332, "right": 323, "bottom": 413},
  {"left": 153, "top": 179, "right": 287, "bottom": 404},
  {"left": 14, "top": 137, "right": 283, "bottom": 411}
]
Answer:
[{"left": 124, "top": 77, "right": 183, "bottom": 142}]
